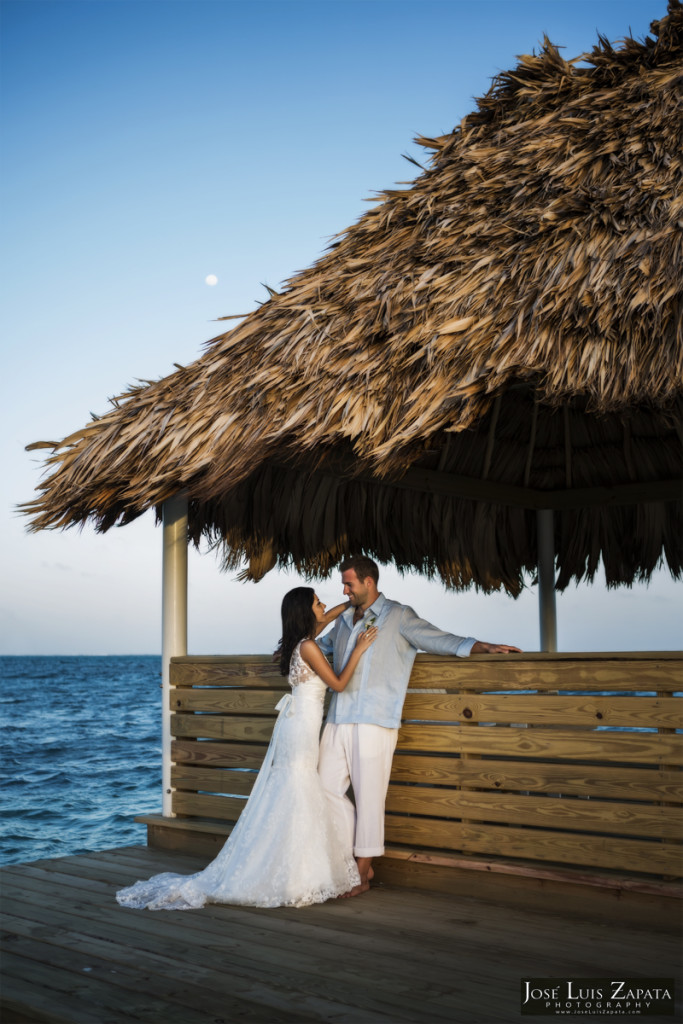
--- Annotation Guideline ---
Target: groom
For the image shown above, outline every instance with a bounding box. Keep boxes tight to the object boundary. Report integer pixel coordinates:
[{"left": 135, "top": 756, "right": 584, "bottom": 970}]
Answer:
[{"left": 317, "top": 555, "right": 520, "bottom": 896}]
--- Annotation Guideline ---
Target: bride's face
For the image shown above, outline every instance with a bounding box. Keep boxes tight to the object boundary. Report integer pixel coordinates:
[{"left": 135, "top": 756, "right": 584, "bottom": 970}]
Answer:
[{"left": 311, "top": 594, "right": 327, "bottom": 624}]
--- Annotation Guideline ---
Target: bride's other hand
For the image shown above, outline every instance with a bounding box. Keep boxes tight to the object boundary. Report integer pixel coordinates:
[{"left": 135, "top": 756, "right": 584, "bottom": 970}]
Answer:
[{"left": 355, "top": 626, "right": 378, "bottom": 650}]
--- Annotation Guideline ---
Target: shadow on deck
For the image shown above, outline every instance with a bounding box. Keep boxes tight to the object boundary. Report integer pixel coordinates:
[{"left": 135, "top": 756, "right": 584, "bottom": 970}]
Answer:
[{"left": 1, "top": 845, "right": 681, "bottom": 1023}]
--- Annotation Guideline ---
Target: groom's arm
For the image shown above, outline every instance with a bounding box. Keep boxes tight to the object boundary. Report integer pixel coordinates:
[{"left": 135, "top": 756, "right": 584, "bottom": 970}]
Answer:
[
  {"left": 316, "top": 620, "right": 338, "bottom": 656},
  {"left": 399, "top": 606, "right": 521, "bottom": 656},
  {"left": 399, "top": 606, "right": 475, "bottom": 657}
]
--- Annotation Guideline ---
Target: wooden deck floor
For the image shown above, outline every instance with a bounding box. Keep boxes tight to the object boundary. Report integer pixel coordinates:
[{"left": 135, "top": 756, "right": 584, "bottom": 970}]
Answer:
[{"left": 1, "top": 845, "right": 681, "bottom": 1024}]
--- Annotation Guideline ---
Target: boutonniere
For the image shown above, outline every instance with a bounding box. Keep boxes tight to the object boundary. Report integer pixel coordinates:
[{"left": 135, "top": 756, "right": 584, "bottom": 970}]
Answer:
[{"left": 364, "top": 615, "right": 377, "bottom": 631}]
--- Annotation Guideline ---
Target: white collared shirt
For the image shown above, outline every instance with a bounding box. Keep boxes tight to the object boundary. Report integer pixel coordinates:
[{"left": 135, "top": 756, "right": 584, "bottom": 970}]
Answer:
[{"left": 317, "top": 593, "right": 474, "bottom": 728}]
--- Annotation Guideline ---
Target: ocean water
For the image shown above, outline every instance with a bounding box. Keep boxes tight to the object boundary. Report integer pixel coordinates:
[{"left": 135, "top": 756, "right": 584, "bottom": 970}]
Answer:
[{"left": 0, "top": 656, "right": 162, "bottom": 865}]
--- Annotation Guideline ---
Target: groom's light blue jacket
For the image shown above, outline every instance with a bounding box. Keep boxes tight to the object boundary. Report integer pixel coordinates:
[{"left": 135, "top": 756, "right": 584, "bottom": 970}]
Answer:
[{"left": 317, "top": 593, "right": 475, "bottom": 729}]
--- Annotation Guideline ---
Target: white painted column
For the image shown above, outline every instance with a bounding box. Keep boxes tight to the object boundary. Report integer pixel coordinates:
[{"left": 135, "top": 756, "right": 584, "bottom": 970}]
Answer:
[
  {"left": 161, "top": 494, "right": 188, "bottom": 817},
  {"left": 537, "top": 508, "right": 557, "bottom": 653}
]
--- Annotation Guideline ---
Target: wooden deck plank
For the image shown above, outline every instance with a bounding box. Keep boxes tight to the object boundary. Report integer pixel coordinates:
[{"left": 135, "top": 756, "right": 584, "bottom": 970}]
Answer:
[
  {"left": 0, "top": 948, "right": 212, "bottom": 1024},
  {"left": 1, "top": 864, "right": 478, "bottom": 1021},
  {"left": 0, "top": 910, "right": 460, "bottom": 1024},
  {"left": 0, "top": 971, "right": 142, "bottom": 1024},
  {"left": 0, "top": 889, "right": 605, "bottom": 1024},
  {"left": 0, "top": 934, "right": 306, "bottom": 1024},
  {"left": 2, "top": 846, "right": 681, "bottom": 1024},
  {"left": 0, "top": 911, "right": 396, "bottom": 1024},
  {"left": 1, "top": 867, "right": 485, "bottom": 998},
  {"left": 7, "top": 848, "right": 680, "bottom": 958}
]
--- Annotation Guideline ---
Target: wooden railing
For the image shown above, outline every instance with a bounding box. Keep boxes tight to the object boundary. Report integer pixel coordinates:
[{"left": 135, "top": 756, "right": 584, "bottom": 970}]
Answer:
[{"left": 139, "top": 651, "right": 683, "bottom": 891}]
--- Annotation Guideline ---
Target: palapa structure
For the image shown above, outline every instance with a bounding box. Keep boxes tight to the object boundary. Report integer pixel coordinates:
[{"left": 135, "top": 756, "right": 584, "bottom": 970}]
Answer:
[{"left": 25, "top": 2, "right": 683, "bottom": 604}]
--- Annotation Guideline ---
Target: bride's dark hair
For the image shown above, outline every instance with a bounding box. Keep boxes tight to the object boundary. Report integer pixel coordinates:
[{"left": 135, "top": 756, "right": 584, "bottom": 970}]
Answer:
[{"left": 275, "top": 586, "right": 316, "bottom": 676}]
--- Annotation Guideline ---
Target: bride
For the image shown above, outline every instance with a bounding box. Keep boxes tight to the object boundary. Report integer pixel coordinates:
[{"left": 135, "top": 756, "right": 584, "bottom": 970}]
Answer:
[{"left": 116, "top": 587, "right": 377, "bottom": 910}]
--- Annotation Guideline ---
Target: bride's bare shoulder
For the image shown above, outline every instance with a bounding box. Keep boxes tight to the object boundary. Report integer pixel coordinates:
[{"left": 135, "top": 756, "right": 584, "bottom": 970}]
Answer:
[{"left": 299, "top": 638, "right": 321, "bottom": 664}]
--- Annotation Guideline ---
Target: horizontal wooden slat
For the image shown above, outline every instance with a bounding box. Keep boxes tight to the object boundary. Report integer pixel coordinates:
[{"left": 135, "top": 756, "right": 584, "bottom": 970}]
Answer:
[
  {"left": 459, "top": 824, "right": 683, "bottom": 877},
  {"left": 171, "top": 766, "right": 257, "bottom": 795},
  {"left": 173, "top": 791, "right": 246, "bottom": 821},
  {"left": 408, "top": 656, "right": 683, "bottom": 692},
  {"left": 384, "top": 787, "right": 683, "bottom": 839},
  {"left": 171, "top": 689, "right": 284, "bottom": 714},
  {"left": 170, "top": 653, "right": 682, "bottom": 691},
  {"left": 172, "top": 652, "right": 682, "bottom": 664},
  {"left": 171, "top": 718, "right": 682, "bottom": 761},
  {"left": 170, "top": 660, "right": 283, "bottom": 687},
  {"left": 172, "top": 761, "right": 683, "bottom": 815},
  {"left": 171, "top": 740, "right": 267, "bottom": 769},
  {"left": 389, "top": 754, "right": 683, "bottom": 802},
  {"left": 401, "top": 693, "right": 682, "bottom": 728},
  {"left": 171, "top": 715, "right": 274, "bottom": 743},
  {"left": 137, "top": 813, "right": 233, "bottom": 837},
  {"left": 172, "top": 655, "right": 278, "bottom": 663},
  {"left": 396, "top": 724, "right": 683, "bottom": 763},
  {"left": 171, "top": 761, "right": 683, "bottom": 824},
  {"left": 173, "top": 690, "right": 682, "bottom": 728},
  {"left": 165, "top": 653, "right": 682, "bottom": 884},
  {"left": 384, "top": 818, "right": 683, "bottom": 875},
  {"left": 174, "top": 688, "right": 683, "bottom": 727}
]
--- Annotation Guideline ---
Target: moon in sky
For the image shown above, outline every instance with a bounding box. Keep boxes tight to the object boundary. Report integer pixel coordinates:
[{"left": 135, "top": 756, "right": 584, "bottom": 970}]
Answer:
[{"left": 205, "top": 274, "right": 218, "bottom": 286}]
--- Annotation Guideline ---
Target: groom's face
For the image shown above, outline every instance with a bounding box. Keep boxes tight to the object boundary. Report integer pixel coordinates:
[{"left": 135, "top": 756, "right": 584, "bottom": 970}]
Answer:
[{"left": 341, "top": 569, "right": 370, "bottom": 608}]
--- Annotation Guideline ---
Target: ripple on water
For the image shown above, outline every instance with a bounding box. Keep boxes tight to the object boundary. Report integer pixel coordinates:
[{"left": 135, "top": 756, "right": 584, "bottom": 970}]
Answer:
[{"left": 0, "top": 655, "right": 162, "bottom": 865}]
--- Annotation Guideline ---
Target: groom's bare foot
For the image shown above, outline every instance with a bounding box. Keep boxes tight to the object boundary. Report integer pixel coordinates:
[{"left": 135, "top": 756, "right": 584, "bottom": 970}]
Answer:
[
  {"left": 339, "top": 857, "right": 373, "bottom": 897},
  {"left": 340, "top": 873, "right": 371, "bottom": 897},
  {"left": 342, "top": 879, "right": 370, "bottom": 897}
]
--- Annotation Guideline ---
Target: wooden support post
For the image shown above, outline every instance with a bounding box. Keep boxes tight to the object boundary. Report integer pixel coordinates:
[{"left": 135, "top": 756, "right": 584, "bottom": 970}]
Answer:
[
  {"left": 537, "top": 509, "right": 557, "bottom": 653},
  {"left": 161, "top": 494, "right": 188, "bottom": 817}
]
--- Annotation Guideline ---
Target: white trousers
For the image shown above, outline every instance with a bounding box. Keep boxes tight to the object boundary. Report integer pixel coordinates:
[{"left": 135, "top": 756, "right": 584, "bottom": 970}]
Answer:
[{"left": 318, "top": 722, "right": 398, "bottom": 858}]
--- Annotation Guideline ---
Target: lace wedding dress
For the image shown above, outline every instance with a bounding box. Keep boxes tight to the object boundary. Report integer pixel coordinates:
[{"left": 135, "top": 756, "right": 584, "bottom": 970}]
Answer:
[{"left": 116, "top": 642, "right": 360, "bottom": 909}]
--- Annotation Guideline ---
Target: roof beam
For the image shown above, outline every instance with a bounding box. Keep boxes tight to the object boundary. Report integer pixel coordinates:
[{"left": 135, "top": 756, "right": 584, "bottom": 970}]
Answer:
[
  {"left": 359, "top": 466, "right": 682, "bottom": 510},
  {"left": 277, "top": 460, "right": 680, "bottom": 510}
]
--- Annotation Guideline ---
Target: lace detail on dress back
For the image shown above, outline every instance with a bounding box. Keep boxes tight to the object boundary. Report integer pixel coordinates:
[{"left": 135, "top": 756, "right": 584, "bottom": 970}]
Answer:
[{"left": 288, "top": 640, "right": 320, "bottom": 688}]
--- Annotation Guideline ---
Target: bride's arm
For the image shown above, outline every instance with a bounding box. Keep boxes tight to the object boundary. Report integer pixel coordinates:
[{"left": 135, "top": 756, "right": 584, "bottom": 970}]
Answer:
[
  {"left": 314, "top": 601, "right": 350, "bottom": 636},
  {"left": 300, "top": 630, "right": 377, "bottom": 691}
]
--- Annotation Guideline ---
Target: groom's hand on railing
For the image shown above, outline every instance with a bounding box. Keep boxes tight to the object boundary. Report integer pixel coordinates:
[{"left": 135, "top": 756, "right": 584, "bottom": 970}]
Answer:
[{"left": 471, "top": 641, "right": 522, "bottom": 654}]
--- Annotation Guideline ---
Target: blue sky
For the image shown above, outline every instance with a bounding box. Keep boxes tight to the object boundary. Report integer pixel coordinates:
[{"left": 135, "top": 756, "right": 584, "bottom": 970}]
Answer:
[{"left": 2, "top": 0, "right": 680, "bottom": 655}]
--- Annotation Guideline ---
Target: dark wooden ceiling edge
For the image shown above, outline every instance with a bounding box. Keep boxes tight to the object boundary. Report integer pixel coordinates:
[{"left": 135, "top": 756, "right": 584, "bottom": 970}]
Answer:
[
  {"left": 268, "top": 463, "right": 682, "bottom": 511},
  {"left": 395, "top": 466, "right": 683, "bottom": 511}
]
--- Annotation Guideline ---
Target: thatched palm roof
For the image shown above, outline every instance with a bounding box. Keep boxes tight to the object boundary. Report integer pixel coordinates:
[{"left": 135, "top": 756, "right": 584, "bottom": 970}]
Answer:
[{"left": 25, "top": 2, "right": 683, "bottom": 595}]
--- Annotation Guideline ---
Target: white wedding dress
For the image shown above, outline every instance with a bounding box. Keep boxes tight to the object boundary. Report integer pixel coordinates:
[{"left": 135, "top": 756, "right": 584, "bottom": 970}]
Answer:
[{"left": 116, "top": 642, "right": 360, "bottom": 909}]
